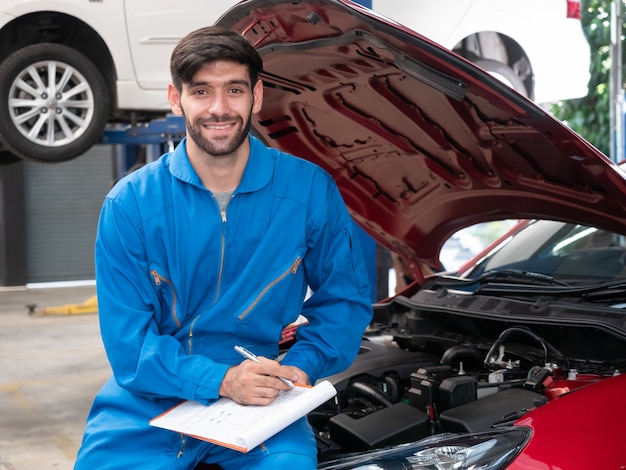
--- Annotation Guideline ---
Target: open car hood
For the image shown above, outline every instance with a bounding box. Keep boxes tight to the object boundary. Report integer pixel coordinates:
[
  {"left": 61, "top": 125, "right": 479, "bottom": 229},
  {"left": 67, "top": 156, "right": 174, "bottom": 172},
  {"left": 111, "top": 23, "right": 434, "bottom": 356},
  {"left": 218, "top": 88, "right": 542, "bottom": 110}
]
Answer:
[{"left": 217, "top": 0, "right": 626, "bottom": 275}]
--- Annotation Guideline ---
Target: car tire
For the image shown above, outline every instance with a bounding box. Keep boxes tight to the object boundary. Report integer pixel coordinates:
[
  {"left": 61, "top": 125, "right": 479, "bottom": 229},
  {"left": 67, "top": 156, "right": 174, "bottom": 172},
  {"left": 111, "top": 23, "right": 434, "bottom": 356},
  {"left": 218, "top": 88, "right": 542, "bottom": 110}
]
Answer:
[
  {"left": 473, "top": 58, "right": 529, "bottom": 99},
  {"left": 0, "top": 43, "right": 110, "bottom": 163}
]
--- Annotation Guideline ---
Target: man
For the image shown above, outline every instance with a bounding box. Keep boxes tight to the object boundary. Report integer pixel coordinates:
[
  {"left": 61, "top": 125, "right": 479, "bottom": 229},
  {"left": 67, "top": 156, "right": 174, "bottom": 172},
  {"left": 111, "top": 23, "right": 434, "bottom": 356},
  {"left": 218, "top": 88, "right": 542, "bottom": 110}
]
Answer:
[{"left": 74, "top": 26, "right": 372, "bottom": 469}]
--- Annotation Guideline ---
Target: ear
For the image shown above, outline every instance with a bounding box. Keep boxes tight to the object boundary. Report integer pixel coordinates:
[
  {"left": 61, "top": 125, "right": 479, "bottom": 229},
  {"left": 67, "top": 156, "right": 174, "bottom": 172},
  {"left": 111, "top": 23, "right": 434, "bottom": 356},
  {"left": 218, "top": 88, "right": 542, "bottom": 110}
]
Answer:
[
  {"left": 252, "top": 79, "right": 264, "bottom": 114},
  {"left": 168, "top": 84, "right": 183, "bottom": 116}
]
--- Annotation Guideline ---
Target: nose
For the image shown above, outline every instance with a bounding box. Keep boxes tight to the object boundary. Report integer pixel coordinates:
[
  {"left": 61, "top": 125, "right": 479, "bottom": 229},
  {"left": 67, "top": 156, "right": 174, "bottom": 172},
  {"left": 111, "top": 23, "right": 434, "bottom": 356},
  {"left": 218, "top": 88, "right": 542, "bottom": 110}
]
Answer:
[{"left": 209, "top": 92, "right": 230, "bottom": 115}]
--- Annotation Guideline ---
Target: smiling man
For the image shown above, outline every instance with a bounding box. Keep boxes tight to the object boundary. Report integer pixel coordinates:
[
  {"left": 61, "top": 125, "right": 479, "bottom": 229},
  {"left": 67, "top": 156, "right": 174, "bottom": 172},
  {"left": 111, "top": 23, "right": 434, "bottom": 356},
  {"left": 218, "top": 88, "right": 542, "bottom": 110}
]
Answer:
[{"left": 73, "top": 27, "right": 372, "bottom": 470}]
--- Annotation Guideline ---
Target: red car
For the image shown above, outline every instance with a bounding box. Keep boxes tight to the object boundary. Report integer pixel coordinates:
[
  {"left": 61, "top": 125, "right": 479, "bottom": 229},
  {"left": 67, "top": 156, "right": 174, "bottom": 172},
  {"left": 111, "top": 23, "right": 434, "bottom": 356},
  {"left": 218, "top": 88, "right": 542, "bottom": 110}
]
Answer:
[{"left": 216, "top": 1, "right": 626, "bottom": 468}]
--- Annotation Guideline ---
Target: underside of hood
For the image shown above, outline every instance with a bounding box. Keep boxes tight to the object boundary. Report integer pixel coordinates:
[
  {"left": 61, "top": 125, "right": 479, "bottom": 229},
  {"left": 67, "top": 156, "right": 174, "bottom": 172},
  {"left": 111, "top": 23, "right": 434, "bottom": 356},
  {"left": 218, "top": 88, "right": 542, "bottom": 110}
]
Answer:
[{"left": 217, "top": 0, "right": 626, "bottom": 271}]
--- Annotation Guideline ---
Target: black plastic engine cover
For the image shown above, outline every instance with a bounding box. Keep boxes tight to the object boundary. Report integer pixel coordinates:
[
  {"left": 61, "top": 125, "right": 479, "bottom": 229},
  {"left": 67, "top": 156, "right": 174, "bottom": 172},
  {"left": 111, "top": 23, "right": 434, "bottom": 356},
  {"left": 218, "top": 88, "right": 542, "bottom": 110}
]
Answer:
[
  {"left": 328, "top": 402, "right": 430, "bottom": 452},
  {"left": 439, "top": 387, "right": 544, "bottom": 432}
]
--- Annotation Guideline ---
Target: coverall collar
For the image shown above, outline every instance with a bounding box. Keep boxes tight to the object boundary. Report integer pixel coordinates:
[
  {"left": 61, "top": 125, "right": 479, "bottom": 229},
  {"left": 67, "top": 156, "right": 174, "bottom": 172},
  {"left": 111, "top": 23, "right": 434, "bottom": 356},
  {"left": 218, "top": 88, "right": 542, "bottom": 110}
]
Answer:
[{"left": 169, "top": 135, "right": 273, "bottom": 193}]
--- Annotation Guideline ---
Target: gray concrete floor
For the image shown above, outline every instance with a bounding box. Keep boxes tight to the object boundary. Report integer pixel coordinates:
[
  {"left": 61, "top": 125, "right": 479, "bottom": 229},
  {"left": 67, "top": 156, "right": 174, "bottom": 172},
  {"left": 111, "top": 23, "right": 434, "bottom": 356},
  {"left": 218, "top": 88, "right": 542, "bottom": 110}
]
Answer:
[{"left": 0, "top": 285, "right": 110, "bottom": 470}]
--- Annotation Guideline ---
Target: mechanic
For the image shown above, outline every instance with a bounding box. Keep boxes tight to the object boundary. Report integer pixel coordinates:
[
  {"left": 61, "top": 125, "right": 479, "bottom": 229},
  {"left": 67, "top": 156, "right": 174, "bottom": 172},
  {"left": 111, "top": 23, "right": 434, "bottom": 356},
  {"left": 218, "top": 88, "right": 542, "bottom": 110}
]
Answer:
[{"left": 74, "top": 26, "right": 373, "bottom": 470}]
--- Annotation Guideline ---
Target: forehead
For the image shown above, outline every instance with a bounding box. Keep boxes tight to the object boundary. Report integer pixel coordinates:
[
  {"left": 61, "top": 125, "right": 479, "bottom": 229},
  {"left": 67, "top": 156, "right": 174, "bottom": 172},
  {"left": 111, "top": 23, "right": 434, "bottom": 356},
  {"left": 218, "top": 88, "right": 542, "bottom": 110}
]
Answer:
[{"left": 188, "top": 59, "right": 251, "bottom": 86}]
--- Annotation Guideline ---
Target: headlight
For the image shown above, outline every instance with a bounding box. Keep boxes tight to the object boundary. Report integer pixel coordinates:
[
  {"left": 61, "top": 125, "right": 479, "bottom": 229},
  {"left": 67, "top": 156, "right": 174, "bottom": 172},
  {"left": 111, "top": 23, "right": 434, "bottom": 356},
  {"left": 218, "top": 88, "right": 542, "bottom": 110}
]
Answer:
[{"left": 318, "top": 426, "right": 531, "bottom": 470}]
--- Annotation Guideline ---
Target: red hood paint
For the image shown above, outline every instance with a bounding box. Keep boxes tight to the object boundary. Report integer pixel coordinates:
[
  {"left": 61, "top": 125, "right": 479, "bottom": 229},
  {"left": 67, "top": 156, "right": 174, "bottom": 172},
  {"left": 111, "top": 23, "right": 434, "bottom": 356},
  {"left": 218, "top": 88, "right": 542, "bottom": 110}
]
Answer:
[
  {"left": 217, "top": 0, "right": 626, "bottom": 273},
  {"left": 509, "top": 372, "right": 626, "bottom": 468}
]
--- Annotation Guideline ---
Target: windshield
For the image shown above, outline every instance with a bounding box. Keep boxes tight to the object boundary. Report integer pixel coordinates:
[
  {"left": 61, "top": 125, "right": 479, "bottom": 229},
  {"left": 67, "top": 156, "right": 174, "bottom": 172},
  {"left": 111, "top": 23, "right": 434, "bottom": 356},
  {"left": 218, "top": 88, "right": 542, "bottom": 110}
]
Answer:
[{"left": 461, "top": 220, "right": 626, "bottom": 283}]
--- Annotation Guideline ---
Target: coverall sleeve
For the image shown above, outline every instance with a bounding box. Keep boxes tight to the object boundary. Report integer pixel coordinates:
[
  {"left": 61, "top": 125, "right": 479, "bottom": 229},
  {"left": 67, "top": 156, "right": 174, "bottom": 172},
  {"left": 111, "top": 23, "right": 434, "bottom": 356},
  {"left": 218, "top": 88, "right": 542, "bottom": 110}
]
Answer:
[
  {"left": 95, "top": 197, "right": 229, "bottom": 403},
  {"left": 281, "top": 178, "right": 373, "bottom": 383}
]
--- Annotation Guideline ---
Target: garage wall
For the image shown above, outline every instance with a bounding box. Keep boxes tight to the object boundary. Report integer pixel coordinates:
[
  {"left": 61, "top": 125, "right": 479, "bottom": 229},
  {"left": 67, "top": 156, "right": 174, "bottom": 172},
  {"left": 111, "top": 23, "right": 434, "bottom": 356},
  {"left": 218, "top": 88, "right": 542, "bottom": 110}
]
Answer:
[{"left": 24, "top": 145, "right": 114, "bottom": 283}]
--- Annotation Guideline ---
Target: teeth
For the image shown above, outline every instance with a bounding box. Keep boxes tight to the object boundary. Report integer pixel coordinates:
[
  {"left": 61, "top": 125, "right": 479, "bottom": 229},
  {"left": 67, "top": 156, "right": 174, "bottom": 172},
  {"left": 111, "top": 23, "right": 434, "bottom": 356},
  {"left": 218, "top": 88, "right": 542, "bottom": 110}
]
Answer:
[{"left": 207, "top": 123, "right": 231, "bottom": 130}]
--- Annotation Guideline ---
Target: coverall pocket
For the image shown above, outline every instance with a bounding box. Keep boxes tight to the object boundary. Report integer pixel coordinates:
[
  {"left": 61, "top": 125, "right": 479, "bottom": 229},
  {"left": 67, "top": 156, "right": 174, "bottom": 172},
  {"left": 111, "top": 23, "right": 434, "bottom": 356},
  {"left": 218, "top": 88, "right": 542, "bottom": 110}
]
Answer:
[{"left": 149, "top": 265, "right": 181, "bottom": 333}]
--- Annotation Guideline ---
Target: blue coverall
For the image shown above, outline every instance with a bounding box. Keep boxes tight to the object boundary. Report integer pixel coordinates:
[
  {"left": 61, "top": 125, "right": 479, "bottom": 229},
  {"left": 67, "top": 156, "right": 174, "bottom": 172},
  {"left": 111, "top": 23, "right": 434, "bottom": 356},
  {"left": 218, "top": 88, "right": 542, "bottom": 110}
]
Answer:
[{"left": 74, "top": 135, "right": 373, "bottom": 469}]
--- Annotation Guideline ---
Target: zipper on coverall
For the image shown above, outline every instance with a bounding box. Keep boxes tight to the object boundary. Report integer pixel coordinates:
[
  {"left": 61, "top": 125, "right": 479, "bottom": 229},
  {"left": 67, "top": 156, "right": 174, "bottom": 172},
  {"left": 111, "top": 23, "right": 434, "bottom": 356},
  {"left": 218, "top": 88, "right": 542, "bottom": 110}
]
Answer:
[
  {"left": 237, "top": 256, "right": 302, "bottom": 320},
  {"left": 186, "top": 199, "right": 230, "bottom": 356},
  {"left": 150, "top": 271, "right": 181, "bottom": 328}
]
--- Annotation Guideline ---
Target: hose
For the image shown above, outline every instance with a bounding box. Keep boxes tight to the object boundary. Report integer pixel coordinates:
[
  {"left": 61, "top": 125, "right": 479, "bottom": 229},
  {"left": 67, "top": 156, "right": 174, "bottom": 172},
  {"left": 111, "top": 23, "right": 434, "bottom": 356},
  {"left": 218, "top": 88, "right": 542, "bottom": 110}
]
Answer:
[
  {"left": 483, "top": 325, "right": 564, "bottom": 369},
  {"left": 348, "top": 381, "right": 394, "bottom": 408}
]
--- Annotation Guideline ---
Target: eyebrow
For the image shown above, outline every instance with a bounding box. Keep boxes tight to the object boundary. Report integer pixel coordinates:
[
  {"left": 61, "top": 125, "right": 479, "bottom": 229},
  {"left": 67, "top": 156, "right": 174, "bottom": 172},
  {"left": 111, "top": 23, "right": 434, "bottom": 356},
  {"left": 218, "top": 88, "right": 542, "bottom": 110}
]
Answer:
[{"left": 188, "top": 78, "right": 251, "bottom": 89}]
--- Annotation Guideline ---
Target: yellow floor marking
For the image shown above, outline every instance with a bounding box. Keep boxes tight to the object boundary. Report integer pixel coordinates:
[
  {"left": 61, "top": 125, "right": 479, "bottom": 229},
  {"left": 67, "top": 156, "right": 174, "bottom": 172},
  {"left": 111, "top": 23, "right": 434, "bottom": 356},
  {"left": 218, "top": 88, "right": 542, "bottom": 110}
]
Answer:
[
  {"left": 52, "top": 434, "right": 79, "bottom": 460},
  {"left": 1, "top": 383, "right": 32, "bottom": 410}
]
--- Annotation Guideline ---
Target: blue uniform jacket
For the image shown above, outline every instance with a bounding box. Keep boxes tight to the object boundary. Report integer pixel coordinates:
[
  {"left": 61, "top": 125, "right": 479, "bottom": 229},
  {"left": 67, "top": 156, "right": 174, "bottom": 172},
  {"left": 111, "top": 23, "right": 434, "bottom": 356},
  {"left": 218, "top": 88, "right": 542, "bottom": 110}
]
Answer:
[{"left": 94, "top": 135, "right": 373, "bottom": 406}]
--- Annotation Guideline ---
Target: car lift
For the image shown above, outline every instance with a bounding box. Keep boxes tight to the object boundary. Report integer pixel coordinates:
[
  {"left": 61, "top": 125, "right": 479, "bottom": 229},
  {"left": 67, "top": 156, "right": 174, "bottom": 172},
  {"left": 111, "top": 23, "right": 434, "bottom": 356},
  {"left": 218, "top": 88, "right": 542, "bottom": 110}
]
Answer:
[{"left": 99, "top": 114, "right": 187, "bottom": 181}]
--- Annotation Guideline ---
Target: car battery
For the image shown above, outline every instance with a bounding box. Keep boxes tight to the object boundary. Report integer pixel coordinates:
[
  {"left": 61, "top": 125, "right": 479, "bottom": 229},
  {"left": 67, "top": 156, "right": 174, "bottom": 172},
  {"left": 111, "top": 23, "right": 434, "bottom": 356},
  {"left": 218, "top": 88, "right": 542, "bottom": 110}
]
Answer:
[{"left": 407, "top": 365, "right": 454, "bottom": 415}]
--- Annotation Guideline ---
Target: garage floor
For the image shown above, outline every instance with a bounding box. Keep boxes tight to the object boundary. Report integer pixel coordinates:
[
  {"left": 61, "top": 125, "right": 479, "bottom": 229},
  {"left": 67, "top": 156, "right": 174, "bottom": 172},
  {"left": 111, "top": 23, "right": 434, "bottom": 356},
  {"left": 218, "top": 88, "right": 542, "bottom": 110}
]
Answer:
[{"left": 0, "top": 284, "right": 109, "bottom": 470}]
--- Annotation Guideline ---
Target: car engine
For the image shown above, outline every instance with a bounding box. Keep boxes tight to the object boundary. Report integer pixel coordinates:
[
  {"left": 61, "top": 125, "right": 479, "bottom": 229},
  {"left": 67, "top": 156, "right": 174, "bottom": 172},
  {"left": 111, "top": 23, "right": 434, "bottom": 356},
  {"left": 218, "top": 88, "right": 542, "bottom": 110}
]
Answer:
[{"left": 311, "top": 290, "right": 625, "bottom": 461}]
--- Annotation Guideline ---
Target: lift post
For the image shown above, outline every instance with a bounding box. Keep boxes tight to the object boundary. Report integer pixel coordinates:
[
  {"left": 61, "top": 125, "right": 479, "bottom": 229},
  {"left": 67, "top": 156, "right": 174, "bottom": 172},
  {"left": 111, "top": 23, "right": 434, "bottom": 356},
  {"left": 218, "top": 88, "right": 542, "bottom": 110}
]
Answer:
[{"left": 99, "top": 114, "right": 186, "bottom": 180}]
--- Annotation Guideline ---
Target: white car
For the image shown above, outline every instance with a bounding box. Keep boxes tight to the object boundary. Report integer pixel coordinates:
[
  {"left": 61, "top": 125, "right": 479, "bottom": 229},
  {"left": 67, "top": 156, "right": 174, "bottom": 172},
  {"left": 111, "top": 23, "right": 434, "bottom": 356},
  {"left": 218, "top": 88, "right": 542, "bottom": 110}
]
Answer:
[
  {"left": 0, "top": 0, "right": 590, "bottom": 164},
  {"left": 370, "top": 0, "right": 590, "bottom": 105}
]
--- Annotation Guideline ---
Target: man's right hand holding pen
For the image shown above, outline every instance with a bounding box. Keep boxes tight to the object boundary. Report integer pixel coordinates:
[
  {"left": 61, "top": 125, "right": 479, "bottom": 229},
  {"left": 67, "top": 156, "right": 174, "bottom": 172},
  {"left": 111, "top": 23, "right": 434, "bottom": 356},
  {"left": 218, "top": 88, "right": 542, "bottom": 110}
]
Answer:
[{"left": 218, "top": 346, "right": 309, "bottom": 406}]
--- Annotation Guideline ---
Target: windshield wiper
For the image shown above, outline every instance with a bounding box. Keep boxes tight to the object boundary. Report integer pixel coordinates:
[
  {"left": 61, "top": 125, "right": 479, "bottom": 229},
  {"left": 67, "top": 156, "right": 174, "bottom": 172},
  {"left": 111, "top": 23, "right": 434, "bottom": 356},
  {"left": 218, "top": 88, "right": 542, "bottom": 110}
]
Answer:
[
  {"left": 477, "top": 269, "right": 571, "bottom": 287},
  {"left": 433, "top": 269, "right": 626, "bottom": 300},
  {"left": 432, "top": 269, "right": 571, "bottom": 289},
  {"left": 477, "top": 278, "right": 626, "bottom": 298}
]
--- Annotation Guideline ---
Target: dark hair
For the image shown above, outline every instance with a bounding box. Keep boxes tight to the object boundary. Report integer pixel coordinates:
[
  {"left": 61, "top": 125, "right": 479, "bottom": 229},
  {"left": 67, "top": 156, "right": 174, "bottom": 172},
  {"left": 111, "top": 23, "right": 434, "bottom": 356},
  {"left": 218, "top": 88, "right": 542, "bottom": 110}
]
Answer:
[{"left": 170, "top": 26, "right": 263, "bottom": 91}]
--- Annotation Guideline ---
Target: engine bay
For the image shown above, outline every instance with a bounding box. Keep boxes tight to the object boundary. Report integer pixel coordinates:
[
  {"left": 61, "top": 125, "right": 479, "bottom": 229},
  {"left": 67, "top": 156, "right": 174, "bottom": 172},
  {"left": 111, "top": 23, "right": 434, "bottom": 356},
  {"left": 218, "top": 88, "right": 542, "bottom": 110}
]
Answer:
[{"left": 312, "top": 290, "right": 626, "bottom": 461}]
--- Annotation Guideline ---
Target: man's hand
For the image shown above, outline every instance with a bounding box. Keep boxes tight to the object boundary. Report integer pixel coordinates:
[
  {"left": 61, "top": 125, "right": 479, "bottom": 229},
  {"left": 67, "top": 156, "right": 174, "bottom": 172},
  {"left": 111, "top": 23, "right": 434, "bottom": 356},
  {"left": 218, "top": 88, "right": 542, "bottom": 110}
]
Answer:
[{"left": 219, "top": 357, "right": 307, "bottom": 405}]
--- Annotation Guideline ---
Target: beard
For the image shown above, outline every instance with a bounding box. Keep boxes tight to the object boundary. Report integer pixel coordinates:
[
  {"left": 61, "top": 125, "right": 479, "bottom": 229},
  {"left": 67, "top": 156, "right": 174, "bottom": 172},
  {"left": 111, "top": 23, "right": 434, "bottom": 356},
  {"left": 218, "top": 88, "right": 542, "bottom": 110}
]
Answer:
[{"left": 183, "top": 106, "right": 253, "bottom": 157}]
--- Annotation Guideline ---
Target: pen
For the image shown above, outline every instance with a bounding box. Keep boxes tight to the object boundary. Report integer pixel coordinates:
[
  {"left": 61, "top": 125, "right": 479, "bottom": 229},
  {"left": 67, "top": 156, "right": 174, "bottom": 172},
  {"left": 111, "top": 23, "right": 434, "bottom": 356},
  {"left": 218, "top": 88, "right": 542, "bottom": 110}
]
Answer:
[{"left": 234, "top": 345, "right": 295, "bottom": 389}]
